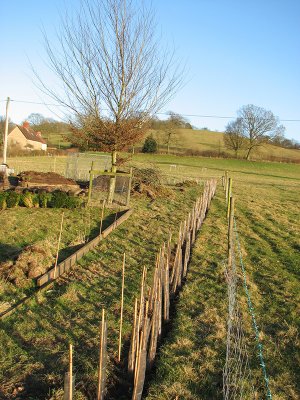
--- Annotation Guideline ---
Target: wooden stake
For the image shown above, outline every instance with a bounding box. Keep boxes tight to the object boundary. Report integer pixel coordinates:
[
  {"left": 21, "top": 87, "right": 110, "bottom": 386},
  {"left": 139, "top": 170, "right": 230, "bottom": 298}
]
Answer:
[
  {"left": 128, "top": 298, "right": 138, "bottom": 373},
  {"left": 118, "top": 253, "right": 126, "bottom": 362},
  {"left": 69, "top": 343, "right": 73, "bottom": 400},
  {"left": 54, "top": 212, "right": 64, "bottom": 279},
  {"left": 163, "top": 256, "right": 170, "bottom": 321},
  {"left": 99, "top": 199, "right": 106, "bottom": 236}
]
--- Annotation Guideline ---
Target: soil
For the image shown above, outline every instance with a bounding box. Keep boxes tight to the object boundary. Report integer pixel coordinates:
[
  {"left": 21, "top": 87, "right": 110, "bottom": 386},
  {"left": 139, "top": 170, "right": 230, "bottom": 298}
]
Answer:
[{"left": 17, "top": 171, "right": 80, "bottom": 192}]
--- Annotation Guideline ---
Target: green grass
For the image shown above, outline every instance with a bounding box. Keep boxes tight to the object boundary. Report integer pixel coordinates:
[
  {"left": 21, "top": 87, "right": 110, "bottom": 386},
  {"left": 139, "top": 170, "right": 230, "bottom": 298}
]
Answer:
[
  {"left": 0, "top": 154, "right": 299, "bottom": 399},
  {"left": 43, "top": 131, "right": 71, "bottom": 149}
]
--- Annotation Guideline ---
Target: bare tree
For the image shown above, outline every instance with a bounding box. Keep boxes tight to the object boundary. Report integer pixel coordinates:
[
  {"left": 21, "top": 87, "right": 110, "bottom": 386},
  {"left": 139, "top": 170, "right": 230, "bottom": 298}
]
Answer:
[
  {"left": 223, "top": 118, "right": 247, "bottom": 158},
  {"left": 27, "top": 113, "right": 46, "bottom": 126},
  {"left": 162, "top": 112, "right": 191, "bottom": 154},
  {"left": 34, "top": 0, "right": 183, "bottom": 203},
  {"left": 237, "top": 104, "right": 281, "bottom": 160}
]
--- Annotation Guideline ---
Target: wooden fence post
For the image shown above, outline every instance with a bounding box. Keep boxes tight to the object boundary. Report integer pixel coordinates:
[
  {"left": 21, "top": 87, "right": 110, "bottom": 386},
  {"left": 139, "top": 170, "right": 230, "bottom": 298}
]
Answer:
[
  {"left": 87, "top": 161, "right": 94, "bottom": 205},
  {"left": 228, "top": 197, "right": 235, "bottom": 268},
  {"left": 126, "top": 167, "right": 133, "bottom": 207},
  {"left": 227, "top": 178, "right": 233, "bottom": 218},
  {"left": 54, "top": 212, "right": 64, "bottom": 280},
  {"left": 225, "top": 170, "right": 228, "bottom": 193}
]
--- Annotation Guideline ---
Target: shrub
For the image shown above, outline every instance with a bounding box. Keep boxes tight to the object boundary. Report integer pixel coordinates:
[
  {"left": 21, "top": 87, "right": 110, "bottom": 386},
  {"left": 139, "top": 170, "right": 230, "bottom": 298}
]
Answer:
[
  {"left": 49, "top": 191, "right": 69, "bottom": 208},
  {"left": 6, "top": 191, "right": 20, "bottom": 208},
  {"left": 21, "top": 192, "right": 34, "bottom": 208},
  {"left": 38, "top": 192, "right": 52, "bottom": 208},
  {"left": 65, "top": 195, "right": 83, "bottom": 209},
  {"left": 32, "top": 194, "right": 40, "bottom": 208},
  {"left": 0, "top": 192, "right": 7, "bottom": 210},
  {"left": 142, "top": 135, "right": 158, "bottom": 153}
]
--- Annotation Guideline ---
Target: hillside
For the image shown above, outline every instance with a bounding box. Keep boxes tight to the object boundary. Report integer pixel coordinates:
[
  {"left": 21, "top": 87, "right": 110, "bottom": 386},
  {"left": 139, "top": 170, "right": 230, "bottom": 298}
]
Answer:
[
  {"left": 147, "top": 128, "right": 300, "bottom": 163},
  {"left": 44, "top": 127, "right": 300, "bottom": 163}
]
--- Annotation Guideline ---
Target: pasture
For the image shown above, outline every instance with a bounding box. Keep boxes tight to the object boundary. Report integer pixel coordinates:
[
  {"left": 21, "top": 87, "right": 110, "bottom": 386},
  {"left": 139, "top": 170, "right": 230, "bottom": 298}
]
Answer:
[{"left": 0, "top": 153, "right": 299, "bottom": 399}]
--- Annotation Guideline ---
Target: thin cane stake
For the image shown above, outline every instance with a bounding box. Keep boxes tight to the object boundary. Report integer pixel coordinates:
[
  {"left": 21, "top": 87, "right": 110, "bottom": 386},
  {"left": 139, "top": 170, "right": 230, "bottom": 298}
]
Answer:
[
  {"left": 128, "top": 298, "right": 138, "bottom": 373},
  {"left": 69, "top": 343, "right": 73, "bottom": 400},
  {"left": 118, "top": 253, "right": 126, "bottom": 362},
  {"left": 54, "top": 212, "right": 64, "bottom": 280},
  {"left": 97, "top": 309, "right": 105, "bottom": 400}
]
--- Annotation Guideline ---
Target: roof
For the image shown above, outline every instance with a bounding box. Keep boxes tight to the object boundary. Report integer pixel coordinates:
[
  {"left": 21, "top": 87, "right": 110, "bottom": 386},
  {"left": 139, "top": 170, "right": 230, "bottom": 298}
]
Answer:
[{"left": 15, "top": 125, "right": 47, "bottom": 145}]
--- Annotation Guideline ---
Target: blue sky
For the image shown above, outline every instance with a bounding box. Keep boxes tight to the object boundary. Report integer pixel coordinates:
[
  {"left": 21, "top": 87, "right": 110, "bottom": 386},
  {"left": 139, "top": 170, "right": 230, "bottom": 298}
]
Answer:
[{"left": 1, "top": 0, "right": 300, "bottom": 141}]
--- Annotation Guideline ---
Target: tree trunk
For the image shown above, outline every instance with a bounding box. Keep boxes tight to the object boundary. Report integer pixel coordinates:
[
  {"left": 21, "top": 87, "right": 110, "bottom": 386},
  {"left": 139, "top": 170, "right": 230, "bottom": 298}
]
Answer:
[
  {"left": 245, "top": 147, "right": 252, "bottom": 160},
  {"left": 107, "top": 150, "right": 117, "bottom": 205}
]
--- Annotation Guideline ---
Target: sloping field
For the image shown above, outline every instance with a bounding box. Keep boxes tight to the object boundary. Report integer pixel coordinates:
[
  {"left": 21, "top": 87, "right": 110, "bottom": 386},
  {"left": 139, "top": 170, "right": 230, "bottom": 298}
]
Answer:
[
  {"left": 149, "top": 128, "right": 300, "bottom": 162},
  {"left": 0, "top": 155, "right": 299, "bottom": 399}
]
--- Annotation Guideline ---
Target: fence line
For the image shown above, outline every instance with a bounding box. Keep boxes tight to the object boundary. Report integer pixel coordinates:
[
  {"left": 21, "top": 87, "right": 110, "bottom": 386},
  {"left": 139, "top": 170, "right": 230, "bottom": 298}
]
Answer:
[{"left": 223, "top": 174, "right": 273, "bottom": 400}]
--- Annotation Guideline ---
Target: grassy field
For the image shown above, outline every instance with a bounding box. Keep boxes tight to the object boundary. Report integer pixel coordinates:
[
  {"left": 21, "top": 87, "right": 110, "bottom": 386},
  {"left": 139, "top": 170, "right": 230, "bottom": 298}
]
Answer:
[{"left": 0, "top": 154, "right": 299, "bottom": 399}]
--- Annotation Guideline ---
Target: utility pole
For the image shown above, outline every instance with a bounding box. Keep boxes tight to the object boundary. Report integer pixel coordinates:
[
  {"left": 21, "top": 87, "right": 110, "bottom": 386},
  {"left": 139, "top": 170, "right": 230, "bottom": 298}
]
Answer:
[{"left": 3, "top": 97, "right": 10, "bottom": 166}]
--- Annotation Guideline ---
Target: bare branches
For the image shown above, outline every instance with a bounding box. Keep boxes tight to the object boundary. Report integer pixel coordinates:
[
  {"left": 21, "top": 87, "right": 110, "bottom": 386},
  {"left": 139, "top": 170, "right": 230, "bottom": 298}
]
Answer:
[
  {"left": 34, "top": 0, "right": 183, "bottom": 153},
  {"left": 223, "top": 119, "right": 247, "bottom": 158},
  {"left": 224, "top": 104, "right": 283, "bottom": 160}
]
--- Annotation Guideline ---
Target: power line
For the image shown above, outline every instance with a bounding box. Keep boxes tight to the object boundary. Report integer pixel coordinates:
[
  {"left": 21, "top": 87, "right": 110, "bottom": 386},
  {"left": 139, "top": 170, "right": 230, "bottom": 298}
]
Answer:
[{"left": 1, "top": 98, "right": 300, "bottom": 122}]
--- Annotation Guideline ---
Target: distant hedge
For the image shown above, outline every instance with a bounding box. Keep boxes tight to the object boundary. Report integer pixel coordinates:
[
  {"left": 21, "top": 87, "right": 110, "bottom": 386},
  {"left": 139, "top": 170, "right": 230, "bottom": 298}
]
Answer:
[{"left": 0, "top": 190, "right": 84, "bottom": 210}]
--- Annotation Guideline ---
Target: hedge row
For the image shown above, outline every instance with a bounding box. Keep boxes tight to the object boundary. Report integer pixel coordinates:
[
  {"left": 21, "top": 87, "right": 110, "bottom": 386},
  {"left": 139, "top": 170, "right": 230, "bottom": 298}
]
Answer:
[{"left": 0, "top": 190, "right": 84, "bottom": 210}]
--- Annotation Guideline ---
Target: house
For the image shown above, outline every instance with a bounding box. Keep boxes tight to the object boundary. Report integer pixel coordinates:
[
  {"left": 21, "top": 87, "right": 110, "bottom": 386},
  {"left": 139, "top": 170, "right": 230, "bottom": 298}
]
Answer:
[{"left": 8, "top": 121, "right": 47, "bottom": 151}]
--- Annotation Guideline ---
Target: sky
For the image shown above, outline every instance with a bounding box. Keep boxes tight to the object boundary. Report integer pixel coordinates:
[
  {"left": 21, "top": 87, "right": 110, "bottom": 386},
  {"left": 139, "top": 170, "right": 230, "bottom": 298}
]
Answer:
[{"left": 1, "top": 0, "right": 300, "bottom": 141}]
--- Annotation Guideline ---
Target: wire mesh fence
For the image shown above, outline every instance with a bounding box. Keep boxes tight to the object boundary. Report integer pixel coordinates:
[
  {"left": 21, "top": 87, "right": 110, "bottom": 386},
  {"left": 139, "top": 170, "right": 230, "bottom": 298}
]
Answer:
[
  {"left": 223, "top": 173, "right": 272, "bottom": 400},
  {"left": 223, "top": 253, "right": 256, "bottom": 400}
]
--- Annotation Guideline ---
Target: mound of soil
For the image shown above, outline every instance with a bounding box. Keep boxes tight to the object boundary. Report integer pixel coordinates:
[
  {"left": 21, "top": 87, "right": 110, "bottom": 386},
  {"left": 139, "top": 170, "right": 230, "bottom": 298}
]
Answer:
[{"left": 17, "top": 171, "right": 80, "bottom": 192}]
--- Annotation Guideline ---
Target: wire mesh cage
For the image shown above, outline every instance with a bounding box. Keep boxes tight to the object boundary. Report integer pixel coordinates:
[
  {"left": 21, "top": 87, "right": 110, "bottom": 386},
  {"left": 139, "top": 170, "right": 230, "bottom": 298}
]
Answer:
[
  {"left": 89, "top": 169, "right": 132, "bottom": 207},
  {"left": 65, "top": 153, "right": 112, "bottom": 181}
]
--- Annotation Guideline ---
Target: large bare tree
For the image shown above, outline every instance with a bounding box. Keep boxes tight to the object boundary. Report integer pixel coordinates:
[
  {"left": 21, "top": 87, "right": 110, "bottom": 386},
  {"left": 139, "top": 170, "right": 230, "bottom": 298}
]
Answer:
[
  {"left": 236, "top": 104, "right": 281, "bottom": 160},
  {"left": 223, "top": 118, "right": 247, "bottom": 158},
  {"left": 34, "top": 0, "right": 183, "bottom": 203}
]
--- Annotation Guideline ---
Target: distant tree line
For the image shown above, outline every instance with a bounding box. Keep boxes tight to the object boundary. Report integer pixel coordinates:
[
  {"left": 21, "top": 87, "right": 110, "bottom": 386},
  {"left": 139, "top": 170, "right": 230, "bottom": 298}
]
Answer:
[
  {"left": 26, "top": 113, "right": 71, "bottom": 139},
  {"left": 149, "top": 112, "right": 193, "bottom": 130}
]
